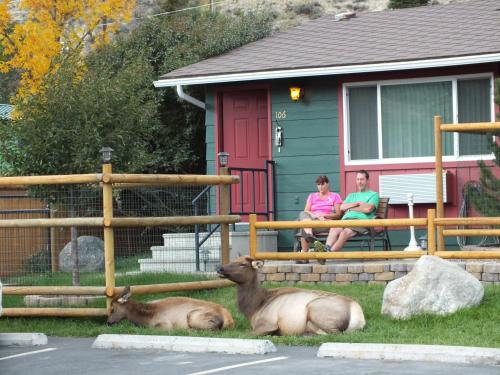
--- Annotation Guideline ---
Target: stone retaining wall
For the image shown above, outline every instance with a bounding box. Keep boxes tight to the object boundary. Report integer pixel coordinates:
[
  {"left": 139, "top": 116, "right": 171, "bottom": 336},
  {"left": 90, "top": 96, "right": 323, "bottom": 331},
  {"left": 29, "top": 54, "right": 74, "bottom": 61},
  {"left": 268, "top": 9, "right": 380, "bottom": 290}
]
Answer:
[{"left": 258, "top": 260, "right": 500, "bottom": 285}]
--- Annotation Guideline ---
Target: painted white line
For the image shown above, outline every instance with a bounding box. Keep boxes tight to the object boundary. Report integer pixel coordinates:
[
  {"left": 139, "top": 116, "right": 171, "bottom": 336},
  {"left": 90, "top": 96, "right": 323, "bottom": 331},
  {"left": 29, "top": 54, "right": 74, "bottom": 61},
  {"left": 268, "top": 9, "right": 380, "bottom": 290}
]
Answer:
[
  {"left": 186, "top": 356, "right": 288, "bottom": 375},
  {"left": 0, "top": 347, "right": 57, "bottom": 361}
]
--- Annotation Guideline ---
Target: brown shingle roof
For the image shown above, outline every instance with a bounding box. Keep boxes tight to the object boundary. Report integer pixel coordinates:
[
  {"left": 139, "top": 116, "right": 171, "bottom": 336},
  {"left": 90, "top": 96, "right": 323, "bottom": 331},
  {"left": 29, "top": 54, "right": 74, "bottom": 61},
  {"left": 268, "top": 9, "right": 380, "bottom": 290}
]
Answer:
[{"left": 157, "top": 0, "right": 500, "bottom": 85}]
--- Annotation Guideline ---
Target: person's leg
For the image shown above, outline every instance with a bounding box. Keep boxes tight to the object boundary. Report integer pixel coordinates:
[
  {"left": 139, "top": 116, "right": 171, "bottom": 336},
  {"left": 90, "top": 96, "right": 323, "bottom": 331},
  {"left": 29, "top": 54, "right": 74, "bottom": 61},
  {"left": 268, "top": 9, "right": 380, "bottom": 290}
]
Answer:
[
  {"left": 330, "top": 228, "right": 357, "bottom": 252},
  {"left": 298, "top": 211, "right": 316, "bottom": 244},
  {"left": 300, "top": 237, "right": 310, "bottom": 252},
  {"left": 325, "top": 227, "right": 343, "bottom": 250}
]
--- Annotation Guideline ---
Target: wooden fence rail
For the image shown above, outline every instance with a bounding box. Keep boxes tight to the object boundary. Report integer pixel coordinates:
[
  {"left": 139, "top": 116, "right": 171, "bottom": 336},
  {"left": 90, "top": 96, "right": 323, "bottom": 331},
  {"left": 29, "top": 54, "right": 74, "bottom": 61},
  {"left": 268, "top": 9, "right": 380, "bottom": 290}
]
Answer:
[
  {"left": 0, "top": 166, "right": 240, "bottom": 318},
  {"left": 1, "top": 118, "right": 499, "bottom": 318}
]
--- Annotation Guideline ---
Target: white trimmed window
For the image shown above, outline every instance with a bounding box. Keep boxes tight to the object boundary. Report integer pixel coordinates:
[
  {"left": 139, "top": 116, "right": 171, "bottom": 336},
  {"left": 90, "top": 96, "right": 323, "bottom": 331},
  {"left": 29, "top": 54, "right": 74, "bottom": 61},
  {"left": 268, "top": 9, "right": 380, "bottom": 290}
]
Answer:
[{"left": 343, "top": 74, "right": 494, "bottom": 165}]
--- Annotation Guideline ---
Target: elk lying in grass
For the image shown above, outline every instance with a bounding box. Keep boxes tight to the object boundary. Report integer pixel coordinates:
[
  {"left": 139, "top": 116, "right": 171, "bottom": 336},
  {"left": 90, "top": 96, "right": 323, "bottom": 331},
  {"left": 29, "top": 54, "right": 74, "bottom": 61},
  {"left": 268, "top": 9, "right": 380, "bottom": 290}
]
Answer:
[
  {"left": 107, "top": 286, "right": 234, "bottom": 331},
  {"left": 217, "top": 256, "right": 365, "bottom": 336}
]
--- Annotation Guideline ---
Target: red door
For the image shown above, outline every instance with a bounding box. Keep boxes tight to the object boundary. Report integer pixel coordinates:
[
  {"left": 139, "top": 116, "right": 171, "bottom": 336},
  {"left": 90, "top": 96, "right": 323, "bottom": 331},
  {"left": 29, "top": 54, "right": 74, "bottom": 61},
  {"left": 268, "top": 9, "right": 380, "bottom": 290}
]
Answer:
[{"left": 221, "top": 89, "right": 269, "bottom": 220}]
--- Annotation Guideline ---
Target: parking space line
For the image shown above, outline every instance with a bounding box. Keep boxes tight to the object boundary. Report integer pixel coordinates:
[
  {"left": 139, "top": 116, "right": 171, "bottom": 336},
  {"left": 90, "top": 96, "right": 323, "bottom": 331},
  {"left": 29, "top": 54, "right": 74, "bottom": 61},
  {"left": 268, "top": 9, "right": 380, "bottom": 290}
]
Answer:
[
  {"left": 186, "top": 356, "right": 288, "bottom": 375},
  {"left": 0, "top": 347, "right": 57, "bottom": 361}
]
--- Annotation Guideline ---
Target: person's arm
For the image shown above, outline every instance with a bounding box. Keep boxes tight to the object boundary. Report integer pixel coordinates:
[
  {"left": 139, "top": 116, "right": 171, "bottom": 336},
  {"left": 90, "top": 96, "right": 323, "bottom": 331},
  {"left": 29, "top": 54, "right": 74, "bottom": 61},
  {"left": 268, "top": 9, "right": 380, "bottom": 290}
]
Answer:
[
  {"left": 324, "top": 203, "right": 342, "bottom": 220},
  {"left": 350, "top": 193, "right": 379, "bottom": 213},
  {"left": 340, "top": 194, "right": 355, "bottom": 212},
  {"left": 352, "top": 202, "right": 374, "bottom": 213},
  {"left": 304, "top": 193, "right": 313, "bottom": 212},
  {"left": 304, "top": 194, "right": 318, "bottom": 218},
  {"left": 340, "top": 202, "right": 359, "bottom": 211}
]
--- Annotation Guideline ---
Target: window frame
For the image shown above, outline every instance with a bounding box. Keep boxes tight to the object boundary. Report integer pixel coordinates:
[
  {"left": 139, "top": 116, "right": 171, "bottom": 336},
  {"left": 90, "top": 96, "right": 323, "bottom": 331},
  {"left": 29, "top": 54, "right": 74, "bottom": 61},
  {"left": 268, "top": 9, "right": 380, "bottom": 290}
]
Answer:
[{"left": 342, "top": 73, "right": 495, "bottom": 166}]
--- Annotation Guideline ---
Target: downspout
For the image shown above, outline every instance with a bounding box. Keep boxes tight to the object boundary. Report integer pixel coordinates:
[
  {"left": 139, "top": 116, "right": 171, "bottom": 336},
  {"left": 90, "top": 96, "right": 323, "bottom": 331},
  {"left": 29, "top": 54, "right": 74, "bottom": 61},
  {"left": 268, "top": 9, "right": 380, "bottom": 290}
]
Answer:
[{"left": 176, "top": 85, "right": 206, "bottom": 110}]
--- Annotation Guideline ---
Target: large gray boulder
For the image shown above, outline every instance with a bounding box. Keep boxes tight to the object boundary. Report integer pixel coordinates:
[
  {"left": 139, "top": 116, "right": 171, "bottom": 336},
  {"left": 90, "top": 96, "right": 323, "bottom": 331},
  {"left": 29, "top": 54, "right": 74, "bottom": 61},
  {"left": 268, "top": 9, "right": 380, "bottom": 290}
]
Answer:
[
  {"left": 381, "top": 255, "right": 483, "bottom": 319},
  {"left": 59, "top": 236, "right": 104, "bottom": 272}
]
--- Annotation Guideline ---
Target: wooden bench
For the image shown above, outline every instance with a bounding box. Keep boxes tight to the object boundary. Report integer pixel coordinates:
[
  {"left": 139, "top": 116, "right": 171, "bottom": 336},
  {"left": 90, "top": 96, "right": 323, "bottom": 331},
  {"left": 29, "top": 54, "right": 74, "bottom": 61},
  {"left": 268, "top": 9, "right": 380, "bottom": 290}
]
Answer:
[{"left": 293, "top": 197, "right": 391, "bottom": 251}]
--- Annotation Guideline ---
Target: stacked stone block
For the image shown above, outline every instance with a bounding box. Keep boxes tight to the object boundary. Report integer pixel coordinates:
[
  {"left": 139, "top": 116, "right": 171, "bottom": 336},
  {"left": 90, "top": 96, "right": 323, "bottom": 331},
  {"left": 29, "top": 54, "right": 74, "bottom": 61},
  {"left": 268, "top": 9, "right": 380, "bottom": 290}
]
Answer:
[{"left": 259, "top": 260, "right": 500, "bottom": 285}]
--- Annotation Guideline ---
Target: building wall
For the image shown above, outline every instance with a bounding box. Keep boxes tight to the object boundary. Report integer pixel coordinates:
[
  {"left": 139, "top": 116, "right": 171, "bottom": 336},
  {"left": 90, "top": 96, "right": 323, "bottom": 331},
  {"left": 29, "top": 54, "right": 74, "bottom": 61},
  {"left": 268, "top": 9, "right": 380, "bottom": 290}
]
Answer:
[
  {"left": 204, "top": 64, "right": 499, "bottom": 252},
  {"left": 206, "top": 77, "right": 341, "bottom": 250},
  {"left": 338, "top": 63, "right": 500, "bottom": 245},
  {"left": 270, "top": 77, "right": 340, "bottom": 250}
]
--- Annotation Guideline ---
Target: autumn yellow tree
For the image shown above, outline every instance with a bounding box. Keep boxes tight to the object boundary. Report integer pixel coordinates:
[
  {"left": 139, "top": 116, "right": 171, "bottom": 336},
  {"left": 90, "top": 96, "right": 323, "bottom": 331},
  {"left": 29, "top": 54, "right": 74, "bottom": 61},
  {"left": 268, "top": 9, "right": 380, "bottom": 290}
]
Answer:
[{"left": 0, "top": 0, "right": 135, "bottom": 101}]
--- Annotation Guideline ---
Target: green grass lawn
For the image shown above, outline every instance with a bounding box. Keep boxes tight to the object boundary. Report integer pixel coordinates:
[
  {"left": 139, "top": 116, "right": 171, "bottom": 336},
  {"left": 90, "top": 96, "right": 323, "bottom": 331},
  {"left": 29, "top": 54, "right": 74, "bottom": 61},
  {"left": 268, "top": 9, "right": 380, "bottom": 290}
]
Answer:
[{"left": 1, "top": 274, "right": 499, "bottom": 348}]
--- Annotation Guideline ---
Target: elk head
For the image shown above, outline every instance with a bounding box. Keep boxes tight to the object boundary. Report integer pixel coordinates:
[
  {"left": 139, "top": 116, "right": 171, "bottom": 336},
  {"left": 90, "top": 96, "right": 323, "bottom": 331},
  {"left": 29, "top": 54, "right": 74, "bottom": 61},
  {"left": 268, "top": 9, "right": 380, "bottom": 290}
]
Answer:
[
  {"left": 217, "top": 256, "right": 263, "bottom": 284},
  {"left": 107, "top": 286, "right": 132, "bottom": 325}
]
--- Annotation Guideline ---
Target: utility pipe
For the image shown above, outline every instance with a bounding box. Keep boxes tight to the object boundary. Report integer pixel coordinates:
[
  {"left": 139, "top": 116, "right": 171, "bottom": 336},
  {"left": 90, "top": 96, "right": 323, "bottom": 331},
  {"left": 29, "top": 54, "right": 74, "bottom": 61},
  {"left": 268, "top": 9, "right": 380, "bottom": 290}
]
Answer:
[{"left": 176, "top": 85, "right": 205, "bottom": 110}]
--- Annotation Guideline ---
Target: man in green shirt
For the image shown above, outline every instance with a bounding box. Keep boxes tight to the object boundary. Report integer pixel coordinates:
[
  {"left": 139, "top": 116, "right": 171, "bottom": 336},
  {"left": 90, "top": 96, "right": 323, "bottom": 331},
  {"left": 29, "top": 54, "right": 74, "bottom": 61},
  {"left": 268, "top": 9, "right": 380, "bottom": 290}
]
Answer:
[{"left": 324, "top": 170, "right": 379, "bottom": 252}]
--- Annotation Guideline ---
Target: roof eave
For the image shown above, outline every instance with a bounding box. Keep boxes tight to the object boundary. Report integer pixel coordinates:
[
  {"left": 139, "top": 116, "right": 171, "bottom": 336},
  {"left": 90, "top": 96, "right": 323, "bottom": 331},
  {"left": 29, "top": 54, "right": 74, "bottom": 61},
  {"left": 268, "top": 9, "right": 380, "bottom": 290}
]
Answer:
[{"left": 153, "top": 53, "right": 500, "bottom": 88}]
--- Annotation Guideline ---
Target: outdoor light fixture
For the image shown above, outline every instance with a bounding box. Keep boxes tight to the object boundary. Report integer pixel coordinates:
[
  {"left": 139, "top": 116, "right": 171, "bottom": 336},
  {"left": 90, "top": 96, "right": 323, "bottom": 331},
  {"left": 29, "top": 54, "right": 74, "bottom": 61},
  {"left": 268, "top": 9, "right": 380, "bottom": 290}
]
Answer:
[
  {"left": 217, "top": 152, "right": 229, "bottom": 167},
  {"left": 289, "top": 86, "right": 304, "bottom": 102},
  {"left": 100, "top": 146, "right": 114, "bottom": 164}
]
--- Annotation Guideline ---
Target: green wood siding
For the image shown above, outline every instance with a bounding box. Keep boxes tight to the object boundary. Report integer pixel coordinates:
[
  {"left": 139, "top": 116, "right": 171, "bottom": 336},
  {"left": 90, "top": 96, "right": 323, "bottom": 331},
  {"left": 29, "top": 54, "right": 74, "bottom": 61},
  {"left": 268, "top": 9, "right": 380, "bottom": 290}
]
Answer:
[
  {"left": 205, "top": 91, "right": 216, "bottom": 176},
  {"left": 205, "top": 77, "right": 340, "bottom": 250},
  {"left": 271, "top": 78, "right": 339, "bottom": 250}
]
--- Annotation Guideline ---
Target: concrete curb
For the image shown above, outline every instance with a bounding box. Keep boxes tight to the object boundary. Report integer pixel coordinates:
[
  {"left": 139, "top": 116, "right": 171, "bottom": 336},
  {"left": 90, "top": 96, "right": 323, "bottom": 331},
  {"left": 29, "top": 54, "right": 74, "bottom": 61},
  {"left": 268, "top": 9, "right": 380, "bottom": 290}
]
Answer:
[
  {"left": 0, "top": 333, "right": 48, "bottom": 347},
  {"left": 92, "top": 334, "right": 277, "bottom": 355},
  {"left": 317, "top": 343, "right": 500, "bottom": 366}
]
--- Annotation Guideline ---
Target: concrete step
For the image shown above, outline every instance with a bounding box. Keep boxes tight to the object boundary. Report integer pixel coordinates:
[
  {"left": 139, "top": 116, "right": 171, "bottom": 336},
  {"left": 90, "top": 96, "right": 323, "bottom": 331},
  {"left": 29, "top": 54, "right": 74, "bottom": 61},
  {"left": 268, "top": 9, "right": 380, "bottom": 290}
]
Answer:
[
  {"left": 149, "top": 246, "right": 220, "bottom": 262},
  {"left": 162, "top": 232, "right": 220, "bottom": 248},
  {"left": 138, "top": 258, "right": 219, "bottom": 273}
]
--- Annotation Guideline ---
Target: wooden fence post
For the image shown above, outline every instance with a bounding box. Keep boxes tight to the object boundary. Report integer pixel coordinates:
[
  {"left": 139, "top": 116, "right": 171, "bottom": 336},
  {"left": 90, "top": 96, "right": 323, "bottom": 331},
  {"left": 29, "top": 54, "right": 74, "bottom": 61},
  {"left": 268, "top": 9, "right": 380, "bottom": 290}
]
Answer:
[
  {"left": 219, "top": 167, "right": 230, "bottom": 266},
  {"left": 50, "top": 205, "right": 58, "bottom": 272},
  {"left": 427, "top": 209, "right": 436, "bottom": 255},
  {"left": 102, "top": 163, "right": 115, "bottom": 313},
  {"left": 434, "top": 116, "right": 445, "bottom": 251},
  {"left": 249, "top": 214, "right": 257, "bottom": 258}
]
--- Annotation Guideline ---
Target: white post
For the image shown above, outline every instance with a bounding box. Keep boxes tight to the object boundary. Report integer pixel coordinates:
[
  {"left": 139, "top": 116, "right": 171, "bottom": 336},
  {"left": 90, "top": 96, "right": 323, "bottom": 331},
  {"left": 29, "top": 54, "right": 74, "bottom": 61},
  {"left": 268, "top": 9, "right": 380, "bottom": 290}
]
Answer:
[{"left": 405, "top": 193, "right": 422, "bottom": 251}]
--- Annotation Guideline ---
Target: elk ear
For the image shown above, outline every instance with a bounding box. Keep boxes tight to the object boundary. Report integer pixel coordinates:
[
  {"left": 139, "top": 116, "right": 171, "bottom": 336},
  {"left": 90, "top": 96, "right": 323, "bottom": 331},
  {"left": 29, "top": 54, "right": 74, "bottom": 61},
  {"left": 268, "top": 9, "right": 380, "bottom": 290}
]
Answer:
[
  {"left": 118, "top": 286, "right": 131, "bottom": 303},
  {"left": 251, "top": 260, "right": 264, "bottom": 269}
]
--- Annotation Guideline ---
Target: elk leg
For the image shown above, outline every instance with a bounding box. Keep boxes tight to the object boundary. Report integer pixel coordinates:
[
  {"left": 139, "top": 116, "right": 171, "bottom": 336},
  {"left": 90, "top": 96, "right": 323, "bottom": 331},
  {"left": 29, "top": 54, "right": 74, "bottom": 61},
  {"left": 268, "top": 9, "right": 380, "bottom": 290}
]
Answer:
[
  {"left": 154, "top": 321, "right": 173, "bottom": 330},
  {"left": 187, "top": 309, "right": 224, "bottom": 330},
  {"left": 252, "top": 318, "right": 279, "bottom": 335},
  {"left": 305, "top": 320, "right": 329, "bottom": 335},
  {"left": 306, "top": 297, "right": 349, "bottom": 334}
]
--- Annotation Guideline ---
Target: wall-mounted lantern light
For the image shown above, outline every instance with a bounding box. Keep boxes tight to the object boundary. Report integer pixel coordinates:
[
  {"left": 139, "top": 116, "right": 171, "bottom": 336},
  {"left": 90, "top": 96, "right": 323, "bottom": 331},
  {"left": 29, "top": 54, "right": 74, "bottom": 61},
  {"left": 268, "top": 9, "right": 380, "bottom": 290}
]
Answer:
[
  {"left": 289, "top": 86, "right": 304, "bottom": 102},
  {"left": 217, "top": 152, "right": 229, "bottom": 167},
  {"left": 100, "top": 146, "right": 114, "bottom": 164}
]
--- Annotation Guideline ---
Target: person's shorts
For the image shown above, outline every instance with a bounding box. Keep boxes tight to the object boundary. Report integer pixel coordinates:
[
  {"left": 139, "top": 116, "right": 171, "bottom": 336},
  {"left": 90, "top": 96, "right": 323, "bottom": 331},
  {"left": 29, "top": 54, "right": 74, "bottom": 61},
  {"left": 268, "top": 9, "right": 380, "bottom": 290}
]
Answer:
[
  {"left": 351, "top": 226, "right": 370, "bottom": 235},
  {"left": 344, "top": 218, "right": 370, "bottom": 235},
  {"left": 298, "top": 211, "right": 326, "bottom": 235},
  {"left": 299, "top": 211, "right": 315, "bottom": 221}
]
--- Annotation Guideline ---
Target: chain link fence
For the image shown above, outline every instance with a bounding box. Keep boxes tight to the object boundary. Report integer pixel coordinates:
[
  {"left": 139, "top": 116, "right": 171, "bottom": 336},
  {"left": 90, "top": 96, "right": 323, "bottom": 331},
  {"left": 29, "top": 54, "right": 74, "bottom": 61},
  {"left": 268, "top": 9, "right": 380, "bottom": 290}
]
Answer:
[{"left": 0, "top": 184, "right": 221, "bottom": 286}]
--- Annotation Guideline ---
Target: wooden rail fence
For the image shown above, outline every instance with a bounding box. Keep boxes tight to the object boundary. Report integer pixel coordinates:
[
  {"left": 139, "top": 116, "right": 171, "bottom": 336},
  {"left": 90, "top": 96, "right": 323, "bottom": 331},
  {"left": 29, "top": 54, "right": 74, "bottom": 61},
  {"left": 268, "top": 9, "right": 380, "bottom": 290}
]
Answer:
[{"left": 1, "top": 166, "right": 240, "bottom": 317}]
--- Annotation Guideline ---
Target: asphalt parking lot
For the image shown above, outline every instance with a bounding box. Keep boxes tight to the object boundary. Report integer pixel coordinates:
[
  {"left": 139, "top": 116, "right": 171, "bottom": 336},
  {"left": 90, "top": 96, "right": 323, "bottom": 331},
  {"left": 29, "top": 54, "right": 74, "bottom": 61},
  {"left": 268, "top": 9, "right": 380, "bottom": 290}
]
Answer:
[{"left": 1, "top": 337, "right": 499, "bottom": 375}]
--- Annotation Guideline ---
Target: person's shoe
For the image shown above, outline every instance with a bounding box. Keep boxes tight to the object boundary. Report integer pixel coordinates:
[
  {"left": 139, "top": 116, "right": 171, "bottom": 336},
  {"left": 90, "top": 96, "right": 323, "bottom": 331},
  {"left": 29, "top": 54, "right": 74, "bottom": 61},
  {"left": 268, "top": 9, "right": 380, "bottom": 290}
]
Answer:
[
  {"left": 313, "top": 241, "right": 327, "bottom": 264},
  {"left": 305, "top": 234, "right": 318, "bottom": 243},
  {"left": 300, "top": 229, "right": 317, "bottom": 243},
  {"left": 313, "top": 241, "right": 326, "bottom": 252}
]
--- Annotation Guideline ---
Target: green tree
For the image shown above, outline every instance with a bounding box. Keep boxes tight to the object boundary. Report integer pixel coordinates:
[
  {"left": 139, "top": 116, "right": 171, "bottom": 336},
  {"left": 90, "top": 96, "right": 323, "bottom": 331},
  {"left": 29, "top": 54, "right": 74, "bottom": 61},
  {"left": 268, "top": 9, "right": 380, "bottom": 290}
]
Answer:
[
  {"left": 0, "top": 10, "right": 272, "bottom": 176},
  {"left": 388, "top": 0, "right": 430, "bottom": 9},
  {"left": 0, "top": 54, "right": 157, "bottom": 176},
  {"left": 469, "top": 79, "right": 500, "bottom": 217},
  {"left": 0, "top": 51, "right": 158, "bottom": 285},
  {"left": 0, "top": 10, "right": 272, "bottom": 284},
  {"left": 83, "top": 10, "right": 272, "bottom": 174},
  {"left": 0, "top": 45, "right": 18, "bottom": 103}
]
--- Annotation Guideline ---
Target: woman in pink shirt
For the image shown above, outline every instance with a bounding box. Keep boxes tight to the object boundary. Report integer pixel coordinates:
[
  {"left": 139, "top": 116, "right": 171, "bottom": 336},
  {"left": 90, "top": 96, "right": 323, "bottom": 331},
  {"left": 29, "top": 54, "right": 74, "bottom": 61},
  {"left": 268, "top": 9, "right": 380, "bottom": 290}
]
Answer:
[{"left": 298, "top": 175, "right": 342, "bottom": 259}]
